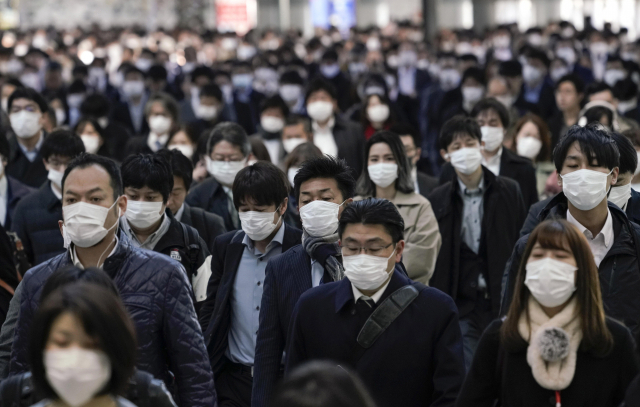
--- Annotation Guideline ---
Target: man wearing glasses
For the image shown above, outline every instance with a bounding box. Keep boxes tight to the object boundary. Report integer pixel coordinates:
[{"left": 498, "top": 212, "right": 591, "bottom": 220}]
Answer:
[{"left": 284, "top": 198, "right": 465, "bottom": 407}]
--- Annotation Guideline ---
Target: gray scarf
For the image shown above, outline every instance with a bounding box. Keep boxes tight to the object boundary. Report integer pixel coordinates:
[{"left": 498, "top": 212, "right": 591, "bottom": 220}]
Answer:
[{"left": 302, "top": 230, "right": 344, "bottom": 282}]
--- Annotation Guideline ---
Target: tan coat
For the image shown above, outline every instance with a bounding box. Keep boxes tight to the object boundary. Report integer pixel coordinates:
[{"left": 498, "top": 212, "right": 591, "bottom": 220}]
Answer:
[{"left": 355, "top": 191, "right": 442, "bottom": 284}]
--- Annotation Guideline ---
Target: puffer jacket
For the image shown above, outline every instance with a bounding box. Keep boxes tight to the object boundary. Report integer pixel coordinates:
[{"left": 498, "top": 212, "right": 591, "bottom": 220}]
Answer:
[{"left": 9, "top": 232, "right": 217, "bottom": 407}]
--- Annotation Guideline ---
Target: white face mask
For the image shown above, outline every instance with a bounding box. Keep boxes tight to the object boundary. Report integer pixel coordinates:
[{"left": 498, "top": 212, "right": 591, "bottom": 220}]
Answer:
[
  {"left": 609, "top": 183, "right": 632, "bottom": 210},
  {"left": 167, "top": 144, "right": 194, "bottom": 159},
  {"left": 149, "top": 115, "right": 172, "bottom": 135},
  {"left": 307, "top": 101, "right": 334, "bottom": 122},
  {"left": 447, "top": 147, "right": 483, "bottom": 175},
  {"left": 287, "top": 167, "right": 299, "bottom": 186},
  {"left": 125, "top": 200, "right": 164, "bottom": 229},
  {"left": 525, "top": 257, "right": 577, "bottom": 308},
  {"left": 81, "top": 134, "right": 101, "bottom": 154},
  {"left": 55, "top": 108, "right": 66, "bottom": 125},
  {"left": 516, "top": 136, "right": 543, "bottom": 159},
  {"left": 206, "top": 157, "right": 245, "bottom": 186},
  {"left": 195, "top": 104, "right": 218, "bottom": 121},
  {"left": 343, "top": 248, "right": 396, "bottom": 291},
  {"left": 368, "top": 163, "right": 398, "bottom": 188},
  {"left": 44, "top": 348, "right": 111, "bottom": 407},
  {"left": 299, "top": 200, "right": 345, "bottom": 237},
  {"left": 462, "top": 86, "right": 484, "bottom": 104},
  {"left": 279, "top": 84, "right": 303, "bottom": 103},
  {"left": 367, "top": 104, "right": 390, "bottom": 123},
  {"left": 122, "top": 80, "right": 145, "bottom": 98},
  {"left": 48, "top": 169, "right": 64, "bottom": 189},
  {"left": 550, "top": 66, "right": 570, "bottom": 83},
  {"left": 560, "top": 169, "right": 613, "bottom": 211},
  {"left": 604, "top": 69, "right": 626, "bottom": 87},
  {"left": 480, "top": 126, "right": 504, "bottom": 152},
  {"left": 523, "top": 64, "right": 543, "bottom": 85},
  {"left": 63, "top": 199, "right": 120, "bottom": 248},
  {"left": 439, "top": 69, "right": 461, "bottom": 92},
  {"left": 10, "top": 110, "right": 42, "bottom": 139},
  {"left": 239, "top": 206, "right": 282, "bottom": 241},
  {"left": 283, "top": 138, "right": 306, "bottom": 154},
  {"left": 261, "top": 116, "right": 284, "bottom": 133}
]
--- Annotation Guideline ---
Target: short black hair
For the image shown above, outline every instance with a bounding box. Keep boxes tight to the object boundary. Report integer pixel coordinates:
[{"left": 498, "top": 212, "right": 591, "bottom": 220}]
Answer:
[
  {"left": 62, "top": 154, "right": 123, "bottom": 200},
  {"left": 462, "top": 67, "right": 486, "bottom": 87},
  {"left": 294, "top": 156, "right": 356, "bottom": 203},
  {"left": 613, "top": 77, "right": 637, "bottom": 101},
  {"left": 526, "top": 47, "right": 551, "bottom": 68},
  {"left": 499, "top": 60, "right": 523, "bottom": 77},
  {"left": 41, "top": 129, "right": 85, "bottom": 162},
  {"left": 148, "top": 64, "right": 168, "bottom": 81},
  {"left": 471, "top": 98, "right": 510, "bottom": 128},
  {"left": 207, "top": 122, "right": 251, "bottom": 157},
  {"left": 29, "top": 283, "right": 137, "bottom": 401},
  {"left": 259, "top": 95, "right": 290, "bottom": 116},
  {"left": 610, "top": 131, "right": 638, "bottom": 175},
  {"left": 7, "top": 87, "right": 48, "bottom": 113},
  {"left": 280, "top": 70, "right": 304, "bottom": 85},
  {"left": 232, "top": 161, "right": 289, "bottom": 209},
  {"left": 305, "top": 78, "right": 338, "bottom": 104},
  {"left": 553, "top": 124, "right": 620, "bottom": 172},
  {"left": 40, "top": 266, "right": 119, "bottom": 304},
  {"left": 160, "top": 148, "right": 194, "bottom": 190},
  {"left": 191, "top": 66, "right": 215, "bottom": 82},
  {"left": 439, "top": 115, "right": 482, "bottom": 150},
  {"left": 121, "top": 154, "right": 173, "bottom": 204},
  {"left": 585, "top": 82, "right": 614, "bottom": 100},
  {"left": 200, "top": 84, "right": 223, "bottom": 102},
  {"left": 338, "top": 198, "right": 404, "bottom": 243},
  {"left": 80, "top": 94, "right": 111, "bottom": 118},
  {"left": 555, "top": 73, "right": 585, "bottom": 93},
  {"left": 389, "top": 122, "right": 420, "bottom": 149},
  {"left": 284, "top": 114, "right": 312, "bottom": 134}
]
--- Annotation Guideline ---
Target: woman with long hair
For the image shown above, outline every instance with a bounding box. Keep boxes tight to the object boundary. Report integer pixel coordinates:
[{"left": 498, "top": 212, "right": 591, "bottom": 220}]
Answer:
[{"left": 456, "top": 220, "right": 639, "bottom": 407}]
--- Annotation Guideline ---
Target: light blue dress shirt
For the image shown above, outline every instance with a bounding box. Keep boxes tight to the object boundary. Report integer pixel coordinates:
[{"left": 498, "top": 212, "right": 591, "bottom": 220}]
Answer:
[
  {"left": 457, "top": 177, "right": 484, "bottom": 255},
  {"left": 17, "top": 132, "right": 43, "bottom": 162},
  {"left": 310, "top": 259, "right": 324, "bottom": 287}
]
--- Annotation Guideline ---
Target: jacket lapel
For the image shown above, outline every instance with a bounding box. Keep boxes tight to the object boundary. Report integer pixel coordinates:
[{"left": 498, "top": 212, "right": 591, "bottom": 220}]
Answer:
[
  {"left": 217, "top": 232, "right": 246, "bottom": 308},
  {"left": 181, "top": 203, "right": 193, "bottom": 225},
  {"left": 282, "top": 226, "right": 302, "bottom": 251}
]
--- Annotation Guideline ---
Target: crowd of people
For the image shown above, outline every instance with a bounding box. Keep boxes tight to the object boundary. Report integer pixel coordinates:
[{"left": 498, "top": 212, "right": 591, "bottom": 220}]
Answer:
[{"left": 0, "top": 15, "right": 639, "bottom": 407}]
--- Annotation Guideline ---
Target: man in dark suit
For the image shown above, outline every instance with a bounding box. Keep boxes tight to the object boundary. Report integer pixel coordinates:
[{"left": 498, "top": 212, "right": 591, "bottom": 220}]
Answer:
[
  {"left": 315, "top": 49, "right": 354, "bottom": 112},
  {"left": 6, "top": 88, "right": 49, "bottom": 188},
  {"left": 80, "top": 94, "right": 133, "bottom": 162},
  {"left": 390, "top": 122, "right": 438, "bottom": 197},
  {"left": 304, "top": 79, "right": 364, "bottom": 178},
  {"left": 10, "top": 131, "right": 85, "bottom": 265},
  {"left": 186, "top": 122, "right": 250, "bottom": 231},
  {"left": 517, "top": 47, "right": 557, "bottom": 120},
  {"left": 111, "top": 67, "right": 149, "bottom": 135},
  {"left": 0, "top": 129, "right": 35, "bottom": 230},
  {"left": 285, "top": 199, "right": 465, "bottom": 407},
  {"left": 199, "top": 162, "right": 302, "bottom": 407},
  {"left": 231, "top": 61, "right": 266, "bottom": 135},
  {"left": 252, "top": 156, "right": 356, "bottom": 407},
  {"left": 440, "top": 98, "right": 539, "bottom": 209}
]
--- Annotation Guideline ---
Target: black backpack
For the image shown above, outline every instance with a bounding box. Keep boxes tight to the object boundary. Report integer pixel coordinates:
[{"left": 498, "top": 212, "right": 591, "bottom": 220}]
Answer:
[{"left": 180, "top": 223, "right": 202, "bottom": 281}]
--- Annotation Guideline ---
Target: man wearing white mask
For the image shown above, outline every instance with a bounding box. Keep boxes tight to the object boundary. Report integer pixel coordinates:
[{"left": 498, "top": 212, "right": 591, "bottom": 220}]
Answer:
[
  {"left": 186, "top": 122, "right": 249, "bottom": 231},
  {"left": 317, "top": 50, "right": 354, "bottom": 111},
  {"left": 199, "top": 162, "right": 302, "bottom": 407},
  {"left": 0, "top": 131, "right": 34, "bottom": 230},
  {"left": 278, "top": 71, "right": 306, "bottom": 115},
  {"left": 502, "top": 125, "right": 640, "bottom": 337},
  {"left": 305, "top": 79, "right": 364, "bottom": 178},
  {"left": 5, "top": 153, "right": 217, "bottom": 406},
  {"left": 5, "top": 88, "right": 49, "bottom": 188},
  {"left": 429, "top": 116, "right": 526, "bottom": 369},
  {"left": 284, "top": 198, "right": 465, "bottom": 407},
  {"left": 252, "top": 156, "right": 355, "bottom": 407},
  {"left": 519, "top": 49, "right": 557, "bottom": 120},
  {"left": 11, "top": 131, "right": 84, "bottom": 266},
  {"left": 250, "top": 96, "right": 289, "bottom": 166},
  {"left": 111, "top": 67, "right": 149, "bottom": 135},
  {"left": 125, "top": 92, "right": 177, "bottom": 156},
  {"left": 280, "top": 115, "right": 313, "bottom": 161}
]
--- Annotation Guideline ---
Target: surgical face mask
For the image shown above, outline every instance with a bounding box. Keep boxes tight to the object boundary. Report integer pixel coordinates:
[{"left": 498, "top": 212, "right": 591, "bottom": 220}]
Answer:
[
  {"left": 299, "top": 200, "right": 345, "bottom": 237},
  {"left": 135, "top": 58, "right": 153, "bottom": 72},
  {"left": 560, "top": 169, "right": 613, "bottom": 211},
  {"left": 495, "top": 94, "right": 515, "bottom": 109},
  {"left": 462, "top": 86, "right": 484, "bottom": 105},
  {"left": 398, "top": 50, "right": 417, "bottom": 67},
  {"left": 287, "top": 167, "right": 299, "bottom": 186},
  {"left": 44, "top": 348, "right": 111, "bottom": 407},
  {"left": 10, "top": 111, "right": 42, "bottom": 139},
  {"left": 167, "top": 144, "right": 194, "bottom": 159},
  {"left": 55, "top": 108, "right": 66, "bottom": 125},
  {"left": 447, "top": 147, "right": 483, "bottom": 175},
  {"left": 556, "top": 47, "right": 576, "bottom": 65},
  {"left": 67, "top": 94, "right": 84, "bottom": 109},
  {"left": 307, "top": 101, "right": 334, "bottom": 122},
  {"left": 618, "top": 98, "right": 637, "bottom": 114},
  {"left": 239, "top": 206, "right": 282, "bottom": 241},
  {"left": 367, "top": 104, "right": 390, "bottom": 123},
  {"left": 63, "top": 199, "right": 120, "bottom": 248},
  {"left": 368, "top": 163, "right": 398, "bottom": 188},
  {"left": 320, "top": 63, "right": 341, "bottom": 78},
  {"left": 439, "top": 69, "right": 461, "bottom": 91},
  {"left": 122, "top": 80, "right": 145, "bottom": 98},
  {"left": 48, "top": 169, "right": 64, "bottom": 189},
  {"left": 149, "top": 115, "right": 172, "bottom": 135},
  {"left": 550, "top": 66, "right": 570, "bottom": 83},
  {"left": 604, "top": 69, "right": 626, "bottom": 87},
  {"left": 206, "top": 157, "right": 244, "bottom": 186},
  {"left": 81, "top": 134, "right": 100, "bottom": 154},
  {"left": 480, "top": 126, "right": 504, "bottom": 152},
  {"left": 343, "top": 248, "right": 396, "bottom": 291},
  {"left": 232, "top": 73, "right": 253, "bottom": 90},
  {"left": 609, "top": 182, "right": 632, "bottom": 210},
  {"left": 261, "top": 116, "right": 284, "bottom": 133},
  {"left": 279, "top": 84, "right": 302, "bottom": 103},
  {"left": 523, "top": 64, "right": 543, "bottom": 85},
  {"left": 516, "top": 136, "right": 542, "bottom": 160},
  {"left": 283, "top": 137, "right": 306, "bottom": 154},
  {"left": 126, "top": 200, "right": 164, "bottom": 229},
  {"left": 525, "top": 257, "right": 577, "bottom": 308},
  {"left": 195, "top": 105, "right": 218, "bottom": 121}
]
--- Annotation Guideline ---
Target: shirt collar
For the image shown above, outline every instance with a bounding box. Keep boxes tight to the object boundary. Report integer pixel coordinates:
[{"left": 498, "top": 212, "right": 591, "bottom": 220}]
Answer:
[
  {"left": 17, "top": 131, "right": 43, "bottom": 153},
  {"left": 242, "top": 221, "right": 286, "bottom": 255},
  {"left": 351, "top": 276, "right": 393, "bottom": 304},
  {"left": 566, "top": 208, "right": 614, "bottom": 248},
  {"left": 70, "top": 235, "right": 119, "bottom": 269},
  {"left": 50, "top": 181, "right": 62, "bottom": 200},
  {"left": 120, "top": 213, "right": 171, "bottom": 248},
  {"left": 0, "top": 176, "right": 8, "bottom": 199},
  {"left": 457, "top": 176, "right": 485, "bottom": 196},
  {"left": 483, "top": 147, "right": 503, "bottom": 166},
  {"left": 175, "top": 203, "right": 185, "bottom": 222}
]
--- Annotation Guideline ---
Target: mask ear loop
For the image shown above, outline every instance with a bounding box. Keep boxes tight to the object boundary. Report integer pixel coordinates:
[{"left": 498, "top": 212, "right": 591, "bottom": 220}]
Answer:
[{"left": 97, "top": 198, "right": 122, "bottom": 268}]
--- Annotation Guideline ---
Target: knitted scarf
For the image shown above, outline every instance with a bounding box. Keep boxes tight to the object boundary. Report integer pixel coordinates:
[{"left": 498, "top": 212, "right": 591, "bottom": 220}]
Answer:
[
  {"left": 518, "top": 297, "right": 582, "bottom": 391},
  {"left": 301, "top": 230, "right": 344, "bottom": 282}
]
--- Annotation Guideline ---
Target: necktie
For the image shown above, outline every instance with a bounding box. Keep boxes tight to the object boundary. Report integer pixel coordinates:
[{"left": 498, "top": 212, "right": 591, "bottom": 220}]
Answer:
[{"left": 225, "top": 189, "right": 240, "bottom": 229}]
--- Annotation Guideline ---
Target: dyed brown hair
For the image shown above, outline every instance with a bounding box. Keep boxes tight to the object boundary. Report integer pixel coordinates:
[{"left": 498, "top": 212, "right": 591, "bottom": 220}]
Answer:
[{"left": 510, "top": 113, "right": 552, "bottom": 162}]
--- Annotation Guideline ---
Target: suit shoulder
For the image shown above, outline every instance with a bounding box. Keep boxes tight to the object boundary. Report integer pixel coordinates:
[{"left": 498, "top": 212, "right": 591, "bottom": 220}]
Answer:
[
  {"left": 417, "top": 285, "right": 458, "bottom": 313},
  {"left": 297, "top": 280, "right": 340, "bottom": 306},
  {"left": 271, "top": 244, "right": 305, "bottom": 264},
  {"left": 427, "top": 182, "right": 452, "bottom": 203},
  {"left": 214, "top": 230, "right": 243, "bottom": 246},
  {"left": 494, "top": 175, "right": 522, "bottom": 193},
  {"left": 189, "top": 177, "right": 219, "bottom": 193},
  {"left": 192, "top": 206, "right": 225, "bottom": 224},
  {"left": 14, "top": 187, "right": 47, "bottom": 210}
]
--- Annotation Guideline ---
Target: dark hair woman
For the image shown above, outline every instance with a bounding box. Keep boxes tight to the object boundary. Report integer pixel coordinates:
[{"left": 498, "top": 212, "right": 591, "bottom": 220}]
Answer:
[{"left": 360, "top": 94, "right": 395, "bottom": 140}]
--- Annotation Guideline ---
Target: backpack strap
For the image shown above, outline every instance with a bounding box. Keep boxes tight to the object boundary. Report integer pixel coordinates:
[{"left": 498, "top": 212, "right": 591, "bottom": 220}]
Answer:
[{"left": 180, "top": 223, "right": 202, "bottom": 279}]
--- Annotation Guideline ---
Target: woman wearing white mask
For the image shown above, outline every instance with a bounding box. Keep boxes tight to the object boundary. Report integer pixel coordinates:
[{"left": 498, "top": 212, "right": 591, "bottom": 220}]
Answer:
[
  {"left": 361, "top": 94, "right": 394, "bottom": 140},
  {"left": 251, "top": 95, "right": 289, "bottom": 166},
  {"left": 511, "top": 114, "right": 554, "bottom": 198},
  {"left": 125, "top": 92, "right": 178, "bottom": 156},
  {"left": 74, "top": 118, "right": 110, "bottom": 159},
  {"left": 355, "top": 131, "right": 441, "bottom": 285},
  {"left": 457, "top": 220, "right": 639, "bottom": 407},
  {"left": 165, "top": 126, "right": 198, "bottom": 163}
]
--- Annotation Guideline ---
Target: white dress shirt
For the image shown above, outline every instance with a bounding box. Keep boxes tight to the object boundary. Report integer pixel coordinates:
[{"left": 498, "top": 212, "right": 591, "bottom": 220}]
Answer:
[
  {"left": 312, "top": 117, "right": 338, "bottom": 158},
  {"left": 0, "top": 176, "right": 8, "bottom": 226},
  {"left": 566, "top": 209, "right": 614, "bottom": 267},
  {"left": 351, "top": 277, "right": 392, "bottom": 304},
  {"left": 482, "top": 147, "right": 502, "bottom": 176}
]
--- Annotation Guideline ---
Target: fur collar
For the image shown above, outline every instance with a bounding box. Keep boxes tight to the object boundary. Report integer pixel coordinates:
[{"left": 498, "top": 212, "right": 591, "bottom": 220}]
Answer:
[{"left": 518, "top": 297, "right": 582, "bottom": 390}]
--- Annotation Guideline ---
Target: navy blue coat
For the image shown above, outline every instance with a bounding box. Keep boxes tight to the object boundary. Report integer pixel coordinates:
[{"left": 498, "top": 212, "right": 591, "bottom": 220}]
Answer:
[
  {"left": 186, "top": 177, "right": 239, "bottom": 232},
  {"left": 5, "top": 176, "right": 35, "bottom": 230},
  {"left": 9, "top": 233, "right": 217, "bottom": 407},
  {"left": 6, "top": 136, "right": 47, "bottom": 189},
  {"left": 10, "top": 182, "right": 64, "bottom": 265},
  {"left": 285, "top": 268, "right": 466, "bottom": 407}
]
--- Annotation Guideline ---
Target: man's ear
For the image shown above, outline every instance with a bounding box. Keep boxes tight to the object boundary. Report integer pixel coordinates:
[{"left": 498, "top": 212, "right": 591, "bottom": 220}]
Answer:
[
  {"left": 279, "top": 197, "right": 289, "bottom": 216},
  {"left": 440, "top": 149, "right": 449, "bottom": 162},
  {"left": 394, "top": 240, "right": 406, "bottom": 262},
  {"left": 58, "top": 220, "right": 64, "bottom": 236},
  {"left": 611, "top": 167, "right": 620, "bottom": 186},
  {"left": 118, "top": 195, "right": 128, "bottom": 216},
  {"left": 42, "top": 158, "right": 50, "bottom": 171}
]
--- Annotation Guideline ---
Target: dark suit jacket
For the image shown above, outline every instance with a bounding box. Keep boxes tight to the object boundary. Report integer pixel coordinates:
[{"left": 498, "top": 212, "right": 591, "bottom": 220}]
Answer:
[
  {"left": 515, "top": 81, "right": 557, "bottom": 120},
  {"left": 416, "top": 171, "right": 438, "bottom": 199},
  {"left": 5, "top": 176, "right": 35, "bottom": 230},
  {"left": 180, "top": 203, "right": 227, "bottom": 253},
  {"left": 111, "top": 100, "right": 150, "bottom": 136},
  {"left": 124, "top": 135, "right": 154, "bottom": 158},
  {"left": 439, "top": 148, "right": 539, "bottom": 210},
  {"left": 233, "top": 90, "right": 266, "bottom": 135},
  {"left": 285, "top": 268, "right": 465, "bottom": 407},
  {"left": 103, "top": 122, "right": 133, "bottom": 162},
  {"left": 199, "top": 225, "right": 302, "bottom": 375},
  {"left": 185, "top": 177, "right": 239, "bottom": 232},
  {"left": 332, "top": 115, "right": 365, "bottom": 179},
  {"left": 6, "top": 136, "right": 47, "bottom": 188}
]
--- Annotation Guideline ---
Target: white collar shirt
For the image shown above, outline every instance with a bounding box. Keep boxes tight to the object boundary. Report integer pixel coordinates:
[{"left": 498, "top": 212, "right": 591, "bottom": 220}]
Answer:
[
  {"left": 481, "top": 147, "right": 502, "bottom": 176},
  {"left": 312, "top": 116, "right": 338, "bottom": 158},
  {"left": 566, "top": 208, "right": 614, "bottom": 267}
]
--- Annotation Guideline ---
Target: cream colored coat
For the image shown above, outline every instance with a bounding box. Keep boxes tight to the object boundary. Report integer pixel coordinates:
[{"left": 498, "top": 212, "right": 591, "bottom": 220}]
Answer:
[{"left": 355, "top": 191, "right": 442, "bottom": 284}]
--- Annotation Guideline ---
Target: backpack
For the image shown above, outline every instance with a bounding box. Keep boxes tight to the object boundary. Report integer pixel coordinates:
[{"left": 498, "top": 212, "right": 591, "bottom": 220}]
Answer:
[
  {"left": 0, "top": 231, "right": 28, "bottom": 296},
  {"left": 180, "top": 223, "right": 202, "bottom": 281}
]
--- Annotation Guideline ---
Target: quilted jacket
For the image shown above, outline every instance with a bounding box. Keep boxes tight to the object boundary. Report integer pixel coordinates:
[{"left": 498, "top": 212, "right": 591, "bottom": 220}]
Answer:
[{"left": 9, "top": 232, "right": 217, "bottom": 407}]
